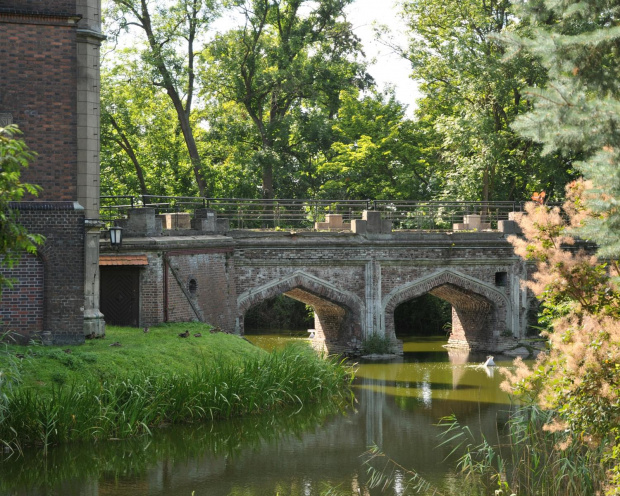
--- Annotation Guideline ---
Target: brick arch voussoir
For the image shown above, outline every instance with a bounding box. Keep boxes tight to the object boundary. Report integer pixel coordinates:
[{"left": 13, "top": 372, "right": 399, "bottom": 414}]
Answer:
[
  {"left": 237, "top": 271, "right": 363, "bottom": 320},
  {"left": 383, "top": 270, "right": 508, "bottom": 322}
]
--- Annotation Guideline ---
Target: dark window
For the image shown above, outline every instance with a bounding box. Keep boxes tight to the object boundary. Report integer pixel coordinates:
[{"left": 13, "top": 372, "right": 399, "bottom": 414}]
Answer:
[
  {"left": 495, "top": 271, "right": 508, "bottom": 287},
  {"left": 189, "top": 278, "right": 198, "bottom": 296}
]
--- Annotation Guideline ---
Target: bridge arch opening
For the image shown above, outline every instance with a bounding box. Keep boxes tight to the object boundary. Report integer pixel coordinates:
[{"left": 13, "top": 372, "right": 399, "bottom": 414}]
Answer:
[
  {"left": 244, "top": 295, "right": 313, "bottom": 334},
  {"left": 384, "top": 270, "right": 509, "bottom": 351},
  {"left": 394, "top": 294, "right": 451, "bottom": 338},
  {"left": 237, "top": 272, "right": 364, "bottom": 353}
]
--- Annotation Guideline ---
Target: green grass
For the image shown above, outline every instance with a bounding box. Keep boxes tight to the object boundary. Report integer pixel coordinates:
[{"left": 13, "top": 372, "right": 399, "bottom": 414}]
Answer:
[
  {"left": 0, "top": 323, "right": 354, "bottom": 452},
  {"left": 8, "top": 323, "right": 264, "bottom": 392}
]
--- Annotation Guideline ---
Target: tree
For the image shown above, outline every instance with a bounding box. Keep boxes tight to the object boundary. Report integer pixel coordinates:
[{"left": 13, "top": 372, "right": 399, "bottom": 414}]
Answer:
[
  {"left": 0, "top": 126, "right": 44, "bottom": 297},
  {"left": 101, "top": 55, "right": 197, "bottom": 198},
  {"left": 317, "top": 88, "right": 436, "bottom": 200},
  {"left": 202, "top": 0, "right": 370, "bottom": 200},
  {"left": 505, "top": 0, "right": 620, "bottom": 257},
  {"left": 105, "top": 0, "right": 220, "bottom": 197},
  {"left": 500, "top": 2, "right": 620, "bottom": 491},
  {"left": 398, "top": 0, "right": 574, "bottom": 202}
]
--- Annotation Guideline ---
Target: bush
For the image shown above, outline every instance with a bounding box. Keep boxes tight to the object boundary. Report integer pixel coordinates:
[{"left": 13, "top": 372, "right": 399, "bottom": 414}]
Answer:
[{"left": 361, "top": 333, "right": 393, "bottom": 355}]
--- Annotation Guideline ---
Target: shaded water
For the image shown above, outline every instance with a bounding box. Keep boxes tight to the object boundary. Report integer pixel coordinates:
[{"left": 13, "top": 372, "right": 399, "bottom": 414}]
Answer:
[{"left": 0, "top": 336, "right": 515, "bottom": 495}]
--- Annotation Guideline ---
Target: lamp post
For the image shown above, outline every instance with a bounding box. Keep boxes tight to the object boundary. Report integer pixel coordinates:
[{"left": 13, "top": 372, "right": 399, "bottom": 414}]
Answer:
[{"left": 109, "top": 226, "right": 123, "bottom": 249}]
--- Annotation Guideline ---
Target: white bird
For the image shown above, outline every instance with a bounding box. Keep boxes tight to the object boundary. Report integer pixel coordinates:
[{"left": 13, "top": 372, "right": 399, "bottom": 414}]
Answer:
[{"left": 483, "top": 355, "right": 496, "bottom": 367}]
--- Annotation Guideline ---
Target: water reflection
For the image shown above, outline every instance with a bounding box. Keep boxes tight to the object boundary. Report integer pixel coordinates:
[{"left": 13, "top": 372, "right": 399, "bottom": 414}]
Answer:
[{"left": 0, "top": 336, "right": 515, "bottom": 496}]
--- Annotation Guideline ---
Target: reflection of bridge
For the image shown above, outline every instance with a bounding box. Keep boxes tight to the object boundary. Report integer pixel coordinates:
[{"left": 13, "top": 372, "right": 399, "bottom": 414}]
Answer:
[{"left": 100, "top": 207, "right": 530, "bottom": 353}]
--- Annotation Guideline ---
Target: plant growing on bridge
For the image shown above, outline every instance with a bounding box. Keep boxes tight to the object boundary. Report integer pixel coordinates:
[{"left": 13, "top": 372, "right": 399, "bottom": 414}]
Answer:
[{"left": 361, "top": 332, "right": 394, "bottom": 356}]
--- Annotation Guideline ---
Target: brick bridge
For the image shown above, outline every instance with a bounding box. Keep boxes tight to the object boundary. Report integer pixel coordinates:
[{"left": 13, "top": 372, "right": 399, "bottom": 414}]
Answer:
[{"left": 99, "top": 208, "right": 529, "bottom": 354}]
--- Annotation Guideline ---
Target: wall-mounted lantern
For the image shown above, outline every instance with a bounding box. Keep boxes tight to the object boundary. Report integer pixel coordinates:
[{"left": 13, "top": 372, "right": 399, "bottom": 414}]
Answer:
[{"left": 109, "top": 226, "right": 123, "bottom": 249}]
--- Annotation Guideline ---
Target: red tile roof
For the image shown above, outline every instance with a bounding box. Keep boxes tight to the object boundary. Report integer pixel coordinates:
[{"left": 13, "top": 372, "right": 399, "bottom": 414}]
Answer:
[{"left": 99, "top": 254, "right": 148, "bottom": 266}]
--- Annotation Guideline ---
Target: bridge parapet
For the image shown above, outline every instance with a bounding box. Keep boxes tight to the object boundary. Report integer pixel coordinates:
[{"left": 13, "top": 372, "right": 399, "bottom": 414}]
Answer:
[{"left": 101, "top": 196, "right": 526, "bottom": 233}]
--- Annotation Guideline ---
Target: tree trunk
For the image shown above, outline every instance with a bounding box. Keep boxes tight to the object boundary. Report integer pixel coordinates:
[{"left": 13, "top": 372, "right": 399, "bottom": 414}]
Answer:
[
  {"left": 108, "top": 113, "right": 149, "bottom": 202},
  {"left": 167, "top": 90, "right": 207, "bottom": 197}
]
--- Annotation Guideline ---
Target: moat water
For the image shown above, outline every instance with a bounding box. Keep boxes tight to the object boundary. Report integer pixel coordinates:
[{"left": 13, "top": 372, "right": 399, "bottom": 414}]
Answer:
[{"left": 0, "top": 334, "right": 516, "bottom": 495}]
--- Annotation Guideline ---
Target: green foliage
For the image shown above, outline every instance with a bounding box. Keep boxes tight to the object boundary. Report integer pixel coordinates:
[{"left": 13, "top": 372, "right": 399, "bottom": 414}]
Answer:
[
  {"left": 361, "top": 444, "right": 445, "bottom": 495},
  {"left": 361, "top": 332, "right": 393, "bottom": 355},
  {"left": 317, "top": 89, "right": 436, "bottom": 200},
  {"left": 201, "top": 0, "right": 370, "bottom": 199},
  {"left": 103, "top": 0, "right": 220, "bottom": 196},
  {"left": 244, "top": 294, "right": 313, "bottom": 331},
  {"left": 101, "top": 58, "right": 196, "bottom": 198},
  {"left": 398, "top": 0, "right": 575, "bottom": 202},
  {"left": 0, "top": 399, "right": 346, "bottom": 494},
  {"left": 507, "top": 196, "right": 620, "bottom": 494},
  {"left": 0, "top": 334, "right": 22, "bottom": 424},
  {"left": 9, "top": 323, "right": 261, "bottom": 390},
  {"left": 506, "top": 0, "right": 620, "bottom": 257},
  {"left": 394, "top": 294, "right": 452, "bottom": 336},
  {"left": 0, "top": 126, "right": 44, "bottom": 296}
]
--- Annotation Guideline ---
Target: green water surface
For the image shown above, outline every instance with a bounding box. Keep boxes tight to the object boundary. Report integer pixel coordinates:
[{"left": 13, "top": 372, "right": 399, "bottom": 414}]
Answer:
[{"left": 0, "top": 336, "right": 516, "bottom": 495}]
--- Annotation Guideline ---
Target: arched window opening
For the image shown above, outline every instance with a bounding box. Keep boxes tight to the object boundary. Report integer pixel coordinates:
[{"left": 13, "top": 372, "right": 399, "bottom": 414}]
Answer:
[{"left": 188, "top": 278, "right": 198, "bottom": 296}]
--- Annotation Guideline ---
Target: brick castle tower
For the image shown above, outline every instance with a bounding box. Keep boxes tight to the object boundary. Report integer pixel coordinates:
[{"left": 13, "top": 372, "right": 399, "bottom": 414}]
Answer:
[{"left": 0, "top": 0, "right": 105, "bottom": 343}]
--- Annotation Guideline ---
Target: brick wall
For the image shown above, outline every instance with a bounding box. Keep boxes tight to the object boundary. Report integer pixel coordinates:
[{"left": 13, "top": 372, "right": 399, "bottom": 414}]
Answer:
[
  {"left": 1, "top": 203, "right": 85, "bottom": 344},
  {"left": 0, "top": 253, "right": 44, "bottom": 338},
  {"left": 140, "top": 253, "right": 164, "bottom": 326},
  {"left": 0, "top": 2, "right": 77, "bottom": 15},
  {"left": 231, "top": 232, "right": 527, "bottom": 352},
  {"left": 0, "top": 9, "right": 78, "bottom": 200},
  {"left": 164, "top": 250, "right": 236, "bottom": 331},
  {"left": 112, "top": 232, "right": 530, "bottom": 353}
]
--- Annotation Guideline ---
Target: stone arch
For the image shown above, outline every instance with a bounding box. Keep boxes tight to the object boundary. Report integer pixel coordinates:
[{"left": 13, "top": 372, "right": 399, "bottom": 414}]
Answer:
[
  {"left": 237, "top": 271, "right": 365, "bottom": 353},
  {"left": 382, "top": 269, "right": 511, "bottom": 350}
]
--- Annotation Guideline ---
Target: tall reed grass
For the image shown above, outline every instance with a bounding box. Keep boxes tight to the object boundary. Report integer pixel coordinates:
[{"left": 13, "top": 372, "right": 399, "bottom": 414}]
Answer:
[
  {"left": 0, "top": 343, "right": 353, "bottom": 453},
  {"left": 353, "top": 404, "right": 610, "bottom": 495},
  {"left": 439, "top": 405, "right": 609, "bottom": 495}
]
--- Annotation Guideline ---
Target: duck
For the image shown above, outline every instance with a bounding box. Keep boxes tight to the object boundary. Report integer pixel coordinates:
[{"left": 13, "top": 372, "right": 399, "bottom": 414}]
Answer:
[
  {"left": 483, "top": 355, "right": 496, "bottom": 367},
  {"left": 194, "top": 332, "right": 202, "bottom": 338},
  {"left": 109, "top": 342, "right": 122, "bottom": 347},
  {"left": 143, "top": 327, "right": 150, "bottom": 334},
  {"left": 178, "top": 330, "right": 190, "bottom": 338}
]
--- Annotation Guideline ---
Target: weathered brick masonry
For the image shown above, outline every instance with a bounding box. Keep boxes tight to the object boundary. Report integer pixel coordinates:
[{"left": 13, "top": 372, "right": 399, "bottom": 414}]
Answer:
[
  {"left": 0, "top": 10, "right": 78, "bottom": 199},
  {"left": 231, "top": 232, "right": 527, "bottom": 353},
  {"left": 0, "top": 1, "right": 104, "bottom": 344},
  {"left": 101, "top": 237, "right": 239, "bottom": 333},
  {"left": 0, "top": 202, "right": 85, "bottom": 343}
]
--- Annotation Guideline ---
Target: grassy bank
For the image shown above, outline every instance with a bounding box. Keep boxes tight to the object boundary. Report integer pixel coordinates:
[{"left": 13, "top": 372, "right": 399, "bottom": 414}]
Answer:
[{"left": 0, "top": 323, "right": 354, "bottom": 452}]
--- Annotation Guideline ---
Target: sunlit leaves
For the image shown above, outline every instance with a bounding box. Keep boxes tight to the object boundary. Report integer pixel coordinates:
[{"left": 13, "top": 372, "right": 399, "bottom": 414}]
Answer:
[
  {"left": 0, "top": 126, "right": 44, "bottom": 295},
  {"left": 400, "top": 0, "right": 574, "bottom": 202},
  {"left": 200, "top": 0, "right": 368, "bottom": 199}
]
